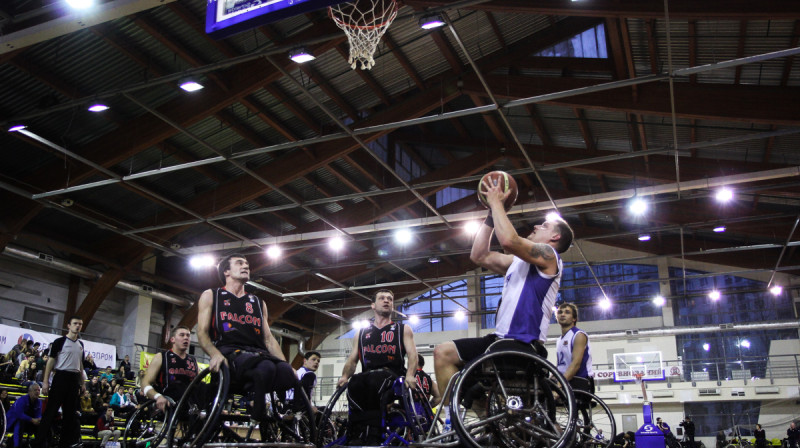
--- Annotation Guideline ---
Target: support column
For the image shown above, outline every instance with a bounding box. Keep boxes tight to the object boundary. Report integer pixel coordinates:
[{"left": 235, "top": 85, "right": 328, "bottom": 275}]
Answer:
[
  {"left": 120, "top": 258, "right": 155, "bottom": 367},
  {"left": 466, "top": 269, "right": 482, "bottom": 338},
  {"left": 656, "top": 258, "right": 675, "bottom": 327}
]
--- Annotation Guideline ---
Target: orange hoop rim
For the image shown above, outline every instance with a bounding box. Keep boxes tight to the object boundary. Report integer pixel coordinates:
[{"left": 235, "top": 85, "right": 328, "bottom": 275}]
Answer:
[
  {"left": 328, "top": 0, "right": 398, "bottom": 31},
  {"left": 633, "top": 373, "right": 644, "bottom": 381}
]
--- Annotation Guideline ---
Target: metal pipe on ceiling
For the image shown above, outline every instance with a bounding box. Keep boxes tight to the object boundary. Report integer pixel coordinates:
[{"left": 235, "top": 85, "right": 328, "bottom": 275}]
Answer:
[{"left": 766, "top": 215, "right": 800, "bottom": 290}]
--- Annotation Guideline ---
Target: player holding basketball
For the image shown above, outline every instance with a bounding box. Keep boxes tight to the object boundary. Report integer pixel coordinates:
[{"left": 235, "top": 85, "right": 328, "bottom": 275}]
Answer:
[
  {"left": 433, "top": 175, "right": 574, "bottom": 401},
  {"left": 197, "top": 254, "right": 295, "bottom": 426},
  {"left": 555, "top": 303, "right": 594, "bottom": 394},
  {"left": 140, "top": 325, "right": 198, "bottom": 411}
]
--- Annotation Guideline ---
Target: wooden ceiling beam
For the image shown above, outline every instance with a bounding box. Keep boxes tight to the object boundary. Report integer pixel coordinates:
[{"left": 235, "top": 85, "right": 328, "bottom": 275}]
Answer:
[
  {"left": 298, "top": 64, "right": 359, "bottom": 120},
  {"left": 384, "top": 34, "right": 426, "bottom": 90},
  {"left": 485, "top": 12, "right": 507, "bottom": 48},
  {"left": 734, "top": 21, "right": 748, "bottom": 85},
  {"left": 430, "top": 30, "right": 463, "bottom": 74},
  {"left": 781, "top": 20, "right": 800, "bottom": 87},
  {"left": 335, "top": 43, "right": 392, "bottom": 106},
  {"left": 402, "top": 0, "right": 800, "bottom": 20}
]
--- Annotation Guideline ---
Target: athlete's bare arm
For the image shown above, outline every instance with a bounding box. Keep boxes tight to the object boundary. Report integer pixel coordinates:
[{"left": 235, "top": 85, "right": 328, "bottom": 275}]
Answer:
[
  {"left": 338, "top": 332, "right": 360, "bottom": 387},
  {"left": 403, "top": 326, "right": 418, "bottom": 389},
  {"left": 197, "top": 289, "right": 227, "bottom": 372},
  {"left": 141, "top": 354, "right": 170, "bottom": 410},
  {"left": 261, "top": 302, "right": 286, "bottom": 361},
  {"left": 563, "top": 332, "right": 588, "bottom": 381},
  {"left": 470, "top": 221, "right": 513, "bottom": 275}
]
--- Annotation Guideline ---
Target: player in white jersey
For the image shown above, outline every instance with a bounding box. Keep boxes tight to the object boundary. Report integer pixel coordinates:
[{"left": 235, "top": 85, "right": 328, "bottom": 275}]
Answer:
[
  {"left": 285, "top": 350, "right": 320, "bottom": 411},
  {"left": 555, "top": 303, "right": 594, "bottom": 393},
  {"left": 433, "top": 177, "right": 574, "bottom": 400}
]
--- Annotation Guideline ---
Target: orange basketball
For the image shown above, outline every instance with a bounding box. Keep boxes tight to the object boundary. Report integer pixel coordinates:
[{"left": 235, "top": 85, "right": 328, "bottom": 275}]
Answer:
[{"left": 477, "top": 171, "right": 518, "bottom": 211}]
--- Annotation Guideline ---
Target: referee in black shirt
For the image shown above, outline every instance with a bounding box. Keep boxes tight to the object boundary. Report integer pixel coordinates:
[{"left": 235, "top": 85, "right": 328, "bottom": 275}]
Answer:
[{"left": 34, "top": 316, "right": 88, "bottom": 448}]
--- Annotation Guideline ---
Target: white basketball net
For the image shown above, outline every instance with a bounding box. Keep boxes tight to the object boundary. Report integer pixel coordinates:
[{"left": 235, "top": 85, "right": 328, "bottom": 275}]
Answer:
[{"left": 329, "top": 0, "right": 398, "bottom": 70}]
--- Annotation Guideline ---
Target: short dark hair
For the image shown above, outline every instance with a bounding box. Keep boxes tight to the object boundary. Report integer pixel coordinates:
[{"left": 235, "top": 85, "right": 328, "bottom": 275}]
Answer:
[
  {"left": 552, "top": 218, "right": 574, "bottom": 254},
  {"left": 373, "top": 289, "right": 394, "bottom": 302},
  {"left": 171, "top": 325, "right": 191, "bottom": 338},
  {"left": 417, "top": 353, "right": 424, "bottom": 368},
  {"left": 558, "top": 303, "right": 579, "bottom": 323},
  {"left": 304, "top": 351, "right": 321, "bottom": 359},
  {"left": 217, "top": 254, "right": 247, "bottom": 284},
  {"left": 68, "top": 315, "right": 83, "bottom": 324}
]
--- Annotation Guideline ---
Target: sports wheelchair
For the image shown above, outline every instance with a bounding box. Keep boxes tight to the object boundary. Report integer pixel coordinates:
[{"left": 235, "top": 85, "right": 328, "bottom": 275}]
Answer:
[
  {"left": 571, "top": 389, "right": 616, "bottom": 448},
  {"left": 319, "top": 339, "right": 583, "bottom": 448},
  {"left": 125, "top": 364, "right": 316, "bottom": 448},
  {"left": 317, "top": 374, "right": 436, "bottom": 447}
]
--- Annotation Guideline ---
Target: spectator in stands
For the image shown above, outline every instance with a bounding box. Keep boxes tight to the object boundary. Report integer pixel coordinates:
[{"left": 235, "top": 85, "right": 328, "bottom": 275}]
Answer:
[
  {"left": 754, "top": 424, "right": 767, "bottom": 448},
  {"left": 80, "top": 389, "right": 97, "bottom": 424},
  {"left": 114, "top": 365, "right": 127, "bottom": 384},
  {"left": 95, "top": 407, "right": 122, "bottom": 448},
  {"left": 15, "top": 353, "right": 36, "bottom": 380},
  {"left": 88, "top": 376, "right": 101, "bottom": 396},
  {"left": 2, "top": 346, "right": 21, "bottom": 376},
  {"left": 99, "top": 366, "right": 114, "bottom": 382},
  {"left": 135, "top": 369, "right": 145, "bottom": 388},
  {"left": 35, "top": 353, "right": 47, "bottom": 373},
  {"left": 32, "top": 343, "right": 42, "bottom": 357},
  {"left": 788, "top": 422, "right": 799, "bottom": 448},
  {"left": 99, "top": 377, "right": 112, "bottom": 403},
  {"left": 20, "top": 356, "right": 42, "bottom": 388},
  {"left": 5, "top": 383, "right": 42, "bottom": 448},
  {"left": 119, "top": 355, "right": 134, "bottom": 381},
  {"left": 109, "top": 384, "right": 135, "bottom": 417},
  {"left": 84, "top": 354, "right": 99, "bottom": 377},
  {"left": 0, "top": 388, "right": 12, "bottom": 411},
  {"left": 17, "top": 348, "right": 33, "bottom": 365}
]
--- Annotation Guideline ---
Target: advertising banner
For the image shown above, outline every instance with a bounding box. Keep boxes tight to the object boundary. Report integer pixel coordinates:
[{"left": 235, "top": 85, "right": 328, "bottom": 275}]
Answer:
[{"left": 0, "top": 323, "right": 116, "bottom": 367}]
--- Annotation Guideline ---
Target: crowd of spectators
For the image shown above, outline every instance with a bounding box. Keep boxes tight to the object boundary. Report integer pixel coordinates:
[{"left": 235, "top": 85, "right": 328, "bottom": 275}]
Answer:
[{"left": 1, "top": 338, "right": 147, "bottom": 447}]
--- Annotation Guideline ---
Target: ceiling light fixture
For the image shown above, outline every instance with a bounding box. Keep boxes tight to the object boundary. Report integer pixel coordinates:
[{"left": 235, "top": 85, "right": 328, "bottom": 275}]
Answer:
[
  {"left": 638, "top": 234, "right": 651, "bottom": 241},
  {"left": 288, "top": 47, "right": 316, "bottom": 63},
  {"left": 629, "top": 198, "right": 647, "bottom": 215},
  {"left": 266, "top": 245, "right": 282, "bottom": 259},
  {"left": 464, "top": 221, "right": 481, "bottom": 235},
  {"left": 715, "top": 187, "right": 734, "bottom": 203},
  {"left": 189, "top": 255, "right": 215, "bottom": 269},
  {"left": 653, "top": 295, "right": 666, "bottom": 306},
  {"left": 419, "top": 13, "right": 446, "bottom": 30},
  {"left": 599, "top": 297, "right": 612, "bottom": 310},
  {"left": 546, "top": 212, "right": 561, "bottom": 221},
  {"left": 428, "top": 257, "right": 440, "bottom": 264},
  {"left": 702, "top": 343, "right": 710, "bottom": 351},
  {"left": 713, "top": 226, "right": 726, "bottom": 233},
  {"left": 409, "top": 315, "right": 420, "bottom": 324},
  {"left": 8, "top": 124, "right": 27, "bottom": 132},
  {"left": 708, "top": 290, "right": 721, "bottom": 301},
  {"left": 88, "top": 103, "right": 109, "bottom": 112},
  {"left": 179, "top": 78, "right": 204, "bottom": 92},
  {"left": 66, "top": 0, "right": 95, "bottom": 9},
  {"left": 395, "top": 229, "right": 412, "bottom": 245},
  {"left": 769, "top": 285, "right": 783, "bottom": 296},
  {"left": 329, "top": 236, "right": 345, "bottom": 251},
  {"left": 454, "top": 310, "right": 466, "bottom": 320}
]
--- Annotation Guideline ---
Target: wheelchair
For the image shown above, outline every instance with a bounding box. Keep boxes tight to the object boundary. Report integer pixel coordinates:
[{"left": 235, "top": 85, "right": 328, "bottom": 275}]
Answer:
[
  {"left": 122, "top": 397, "right": 174, "bottom": 448},
  {"left": 571, "top": 389, "right": 616, "bottom": 448},
  {"left": 163, "top": 363, "right": 316, "bottom": 448},
  {"left": 316, "top": 374, "right": 436, "bottom": 447}
]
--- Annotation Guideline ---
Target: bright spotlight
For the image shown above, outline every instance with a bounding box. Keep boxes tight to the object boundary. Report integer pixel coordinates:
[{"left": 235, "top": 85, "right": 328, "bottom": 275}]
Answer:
[
  {"left": 629, "top": 198, "right": 647, "bottom": 215},
  {"left": 87, "top": 104, "right": 109, "bottom": 112},
  {"left": 66, "top": 0, "right": 94, "bottom": 9},
  {"left": 409, "top": 315, "right": 420, "bottom": 324},
  {"left": 713, "top": 226, "right": 726, "bottom": 233},
  {"left": 454, "top": 310, "right": 466, "bottom": 320},
  {"left": 189, "top": 255, "right": 215, "bottom": 269},
  {"left": 545, "top": 212, "right": 561, "bottom": 221},
  {"left": 359, "top": 319, "right": 370, "bottom": 329},
  {"left": 739, "top": 339, "right": 751, "bottom": 349},
  {"left": 599, "top": 298, "right": 611, "bottom": 310},
  {"left": 464, "top": 221, "right": 481, "bottom": 235},
  {"left": 715, "top": 187, "right": 734, "bottom": 203},
  {"left": 653, "top": 295, "right": 666, "bottom": 306},
  {"left": 329, "top": 236, "right": 345, "bottom": 251},
  {"left": 395, "top": 229, "right": 413, "bottom": 245},
  {"left": 702, "top": 343, "right": 710, "bottom": 352},
  {"left": 770, "top": 285, "right": 783, "bottom": 296},
  {"left": 266, "top": 245, "right": 282, "bottom": 259},
  {"left": 708, "top": 290, "right": 721, "bottom": 301},
  {"left": 638, "top": 234, "right": 651, "bottom": 241}
]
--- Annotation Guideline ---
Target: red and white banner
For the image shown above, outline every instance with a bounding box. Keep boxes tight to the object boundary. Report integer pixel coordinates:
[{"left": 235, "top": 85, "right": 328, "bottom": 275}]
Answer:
[
  {"left": 0, "top": 323, "right": 117, "bottom": 367},
  {"left": 593, "top": 365, "right": 683, "bottom": 381}
]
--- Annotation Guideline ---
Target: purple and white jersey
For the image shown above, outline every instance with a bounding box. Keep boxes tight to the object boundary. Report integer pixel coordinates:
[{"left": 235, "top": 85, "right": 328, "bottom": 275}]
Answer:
[{"left": 494, "top": 250, "right": 562, "bottom": 343}]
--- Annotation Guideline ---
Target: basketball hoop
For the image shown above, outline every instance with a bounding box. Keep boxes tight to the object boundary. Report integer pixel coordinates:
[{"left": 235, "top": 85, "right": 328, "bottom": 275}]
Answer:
[
  {"left": 633, "top": 373, "right": 644, "bottom": 384},
  {"left": 329, "top": 0, "right": 398, "bottom": 70}
]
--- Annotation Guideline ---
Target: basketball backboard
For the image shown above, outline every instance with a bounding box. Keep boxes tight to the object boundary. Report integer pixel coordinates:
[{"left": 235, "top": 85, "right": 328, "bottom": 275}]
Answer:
[
  {"left": 613, "top": 351, "right": 664, "bottom": 382},
  {"left": 206, "top": 0, "right": 345, "bottom": 39}
]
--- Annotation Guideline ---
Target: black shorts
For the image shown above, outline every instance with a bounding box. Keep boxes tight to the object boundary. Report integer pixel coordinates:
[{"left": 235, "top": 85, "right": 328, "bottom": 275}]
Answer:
[{"left": 454, "top": 334, "right": 548, "bottom": 364}]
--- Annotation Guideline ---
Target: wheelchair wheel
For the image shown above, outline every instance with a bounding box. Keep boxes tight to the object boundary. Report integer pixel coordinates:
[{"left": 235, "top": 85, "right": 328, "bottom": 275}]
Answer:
[
  {"left": 387, "top": 379, "right": 435, "bottom": 444},
  {"left": 123, "top": 399, "right": 172, "bottom": 448},
  {"left": 316, "top": 384, "right": 349, "bottom": 448},
  {"left": 572, "top": 390, "right": 615, "bottom": 448},
  {"left": 167, "top": 365, "right": 228, "bottom": 448},
  {"left": 451, "top": 350, "right": 577, "bottom": 448},
  {"left": 268, "top": 384, "right": 318, "bottom": 444}
]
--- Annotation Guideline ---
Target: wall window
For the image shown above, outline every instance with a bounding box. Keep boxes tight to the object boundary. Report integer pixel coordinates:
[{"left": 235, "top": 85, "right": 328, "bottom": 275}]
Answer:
[
  {"left": 684, "top": 401, "right": 761, "bottom": 437},
  {"left": 535, "top": 24, "right": 608, "bottom": 59}
]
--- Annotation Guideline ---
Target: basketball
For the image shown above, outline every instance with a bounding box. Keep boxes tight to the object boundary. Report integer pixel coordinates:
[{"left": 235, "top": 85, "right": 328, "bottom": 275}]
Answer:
[{"left": 477, "top": 171, "right": 518, "bottom": 211}]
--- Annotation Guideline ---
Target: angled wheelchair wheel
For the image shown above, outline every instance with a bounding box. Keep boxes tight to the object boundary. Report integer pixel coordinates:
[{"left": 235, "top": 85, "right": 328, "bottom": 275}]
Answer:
[
  {"left": 451, "top": 350, "right": 577, "bottom": 448},
  {"left": 167, "top": 364, "right": 228, "bottom": 448},
  {"left": 385, "top": 379, "right": 435, "bottom": 445},
  {"left": 316, "top": 384, "right": 349, "bottom": 448},
  {"left": 123, "top": 398, "right": 172, "bottom": 448},
  {"left": 573, "top": 390, "right": 615, "bottom": 448},
  {"left": 268, "top": 383, "right": 318, "bottom": 445}
]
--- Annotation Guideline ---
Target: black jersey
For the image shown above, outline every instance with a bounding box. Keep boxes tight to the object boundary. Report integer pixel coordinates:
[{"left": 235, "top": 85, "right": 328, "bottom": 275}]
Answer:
[
  {"left": 158, "top": 350, "right": 198, "bottom": 398},
  {"left": 414, "top": 369, "right": 433, "bottom": 397},
  {"left": 210, "top": 288, "right": 267, "bottom": 350},
  {"left": 358, "top": 322, "right": 405, "bottom": 376}
]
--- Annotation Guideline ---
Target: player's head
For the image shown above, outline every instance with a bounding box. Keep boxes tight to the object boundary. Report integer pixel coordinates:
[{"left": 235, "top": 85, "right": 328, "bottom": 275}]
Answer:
[
  {"left": 67, "top": 315, "right": 83, "bottom": 332},
  {"left": 170, "top": 325, "right": 192, "bottom": 351},
  {"left": 371, "top": 289, "right": 394, "bottom": 318},
  {"left": 303, "top": 351, "right": 321, "bottom": 371},
  {"left": 417, "top": 353, "right": 425, "bottom": 368},
  {"left": 530, "top": 217, "right": 573, "bottom": 254},
  {"left": 217, "top": 254, "right": 249, "bottom": 284},
  {"left": 557, "top": 303, "right": 578, "bottom": 326}
]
